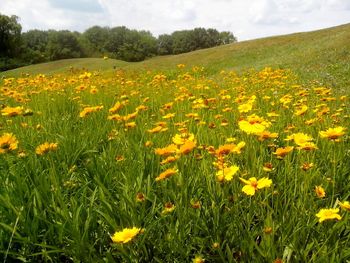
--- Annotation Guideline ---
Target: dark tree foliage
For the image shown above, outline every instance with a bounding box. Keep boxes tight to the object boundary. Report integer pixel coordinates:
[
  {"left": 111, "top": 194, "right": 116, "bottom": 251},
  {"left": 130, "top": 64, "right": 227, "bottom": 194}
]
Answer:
[
  {"left": 0, "top": 14, "right": 23, "bottom": 70},
  {"left": 0, "top": 12, "right": 237, "bottom": 71}
]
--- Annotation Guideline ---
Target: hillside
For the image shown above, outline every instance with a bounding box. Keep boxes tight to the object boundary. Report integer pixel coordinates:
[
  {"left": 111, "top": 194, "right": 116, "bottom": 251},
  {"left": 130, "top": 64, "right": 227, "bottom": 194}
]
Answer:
[{"left": 2, "top": 23, "right": 350, "bottom": 88}]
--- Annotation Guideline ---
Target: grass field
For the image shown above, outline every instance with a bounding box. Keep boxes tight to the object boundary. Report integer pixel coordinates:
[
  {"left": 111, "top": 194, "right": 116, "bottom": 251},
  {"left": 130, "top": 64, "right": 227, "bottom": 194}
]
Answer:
[{"left": 0, "top": 24, "right": 350, "bottom": 262}]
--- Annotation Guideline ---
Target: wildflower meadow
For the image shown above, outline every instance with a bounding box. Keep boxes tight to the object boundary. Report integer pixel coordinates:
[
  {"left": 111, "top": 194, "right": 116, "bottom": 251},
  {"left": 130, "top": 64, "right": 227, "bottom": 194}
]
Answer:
[{"left": 0, "top": 65, "right": 349, "bottom": 262}]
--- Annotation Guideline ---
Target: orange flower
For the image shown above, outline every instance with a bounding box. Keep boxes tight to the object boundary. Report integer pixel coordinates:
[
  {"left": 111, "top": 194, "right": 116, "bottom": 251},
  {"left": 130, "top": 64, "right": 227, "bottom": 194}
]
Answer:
[
  {"left": 179, "top": 140, "right": 196, "bottom": 155},
  {"left": 155, "top": 168, "right": 177, "bottom": 181},
  {"left": 155, "top": 144, "right": 178, "bottom": 156},
  {"left": 315, "top": 186, "right": 326, "bottom": 198},
  {"left": 273, "top": 146, "right": 294, "bottom": 159}
]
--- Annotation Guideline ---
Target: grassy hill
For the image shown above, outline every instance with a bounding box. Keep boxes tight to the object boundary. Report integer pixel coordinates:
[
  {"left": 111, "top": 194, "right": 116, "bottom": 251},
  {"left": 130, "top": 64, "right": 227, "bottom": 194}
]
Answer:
[{"left": 2, "top": 23, "right": 350, "bottom": 88}]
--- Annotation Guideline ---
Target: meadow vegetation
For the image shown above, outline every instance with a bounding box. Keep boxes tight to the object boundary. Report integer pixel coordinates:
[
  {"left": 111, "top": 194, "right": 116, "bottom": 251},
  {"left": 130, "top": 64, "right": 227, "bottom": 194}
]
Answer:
[{"left": 0, "top": 24, "right": 349, "bottom": 262}]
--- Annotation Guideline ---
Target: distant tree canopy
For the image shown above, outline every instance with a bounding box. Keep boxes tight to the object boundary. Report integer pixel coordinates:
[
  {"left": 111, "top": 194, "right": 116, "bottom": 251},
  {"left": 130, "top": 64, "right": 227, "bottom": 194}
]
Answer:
[{"left": 0, "top": 13, "right": 237, "bottom": 71}]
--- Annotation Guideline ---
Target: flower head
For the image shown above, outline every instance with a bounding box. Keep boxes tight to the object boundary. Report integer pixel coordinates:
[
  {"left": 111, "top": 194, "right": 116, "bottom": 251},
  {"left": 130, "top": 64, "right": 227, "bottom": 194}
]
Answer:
[
  {"left": 155, "top": 168, "right": 177, "bottom": 181},
  {"left": 111, "top": 227, "right": 142, "bottom": 243},
  {"left": 240, "top": 177, "right": 272, "bottom": 196},
  {"left": 319, "top": 127, "right": 346, "bottom": 140},
  {"left": 0, "top": 133, "right": 18, "bottom": 154},
  {"left": 35, "top": 142, "right": 58, "bottom": 155},
  {"left": 316, "top": 208, "right": 341, "bottom": 223},
  {"left": 273, "top": 146, "right": 294, "bottom": 159},
  {"left": 338, "top": 201, "right": 350, "bottom": 212},
  {"left": 216, "top": 165, "right": 239, "bottom": 182},
  {"left": 315, "top": 186, "right": 326, "bottom": 198}
]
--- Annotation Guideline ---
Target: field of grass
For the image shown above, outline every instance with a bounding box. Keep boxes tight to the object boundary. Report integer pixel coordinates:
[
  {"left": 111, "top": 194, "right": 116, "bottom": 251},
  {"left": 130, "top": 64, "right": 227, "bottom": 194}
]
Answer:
[{"left": 0, "top": 24, "right": 350, "bottom": 262}]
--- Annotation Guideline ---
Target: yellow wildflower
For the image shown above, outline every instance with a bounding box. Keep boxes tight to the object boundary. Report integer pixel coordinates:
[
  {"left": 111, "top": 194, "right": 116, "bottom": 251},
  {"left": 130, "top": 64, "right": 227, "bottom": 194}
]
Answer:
[
  {"left": 35, "top": 142, "right": 58, "bottom": 155},
  {"left": 273, "top": 146, "right": 294, "bottom": 159},
  {"left": 319, "top": 126, "right": 346, "bottom": 140},
  {"left": 111, "top": 227, "right": 142, "bottom": 243},
  {"left": 315, "top": 186, "right": 326, "bottom": 198},
  {"left": 338, "top": 201, "right": 350, "bottom": 212},
  {"left": 216, "top": 165, "right": 239, "bottom": 182},
  {"left": 240, "top": 177, "right": 272, "bottom": 196},
  {"left": 1, "top": 106, "right": 24, "bottom": 117},
  {"left": 0, "top": 133, "right": 18, "bottom": 154},
  {"left": 155, "top": 168, "right": 177, "bottom": 181},
  {"left": 316, "top": 208, "right": 341, "bottom": 223}
]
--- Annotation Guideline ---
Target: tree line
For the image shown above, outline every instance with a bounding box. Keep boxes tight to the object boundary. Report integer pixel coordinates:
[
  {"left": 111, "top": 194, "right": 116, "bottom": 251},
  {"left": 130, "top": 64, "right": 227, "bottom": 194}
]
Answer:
[{"left": 0, "top": 13, "right": 237, "bottom": 71}]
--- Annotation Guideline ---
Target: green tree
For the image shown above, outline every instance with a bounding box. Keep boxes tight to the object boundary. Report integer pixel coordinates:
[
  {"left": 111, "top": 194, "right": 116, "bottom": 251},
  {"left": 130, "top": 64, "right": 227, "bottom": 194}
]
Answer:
[
  {"left": 219, "top": 31, "right": 237, "bottom": 45},
  {"left": 46, "top": 30, "right": 84, "bottom": 60},
  {"left": 157, "top": 34, "right": 173, "bottom": 55},
  {"left": 83, "top": 26, "right": 110, "bottom": 54},
  {"left": 0, "top": 13, "right": 22, "bottom": 57}
]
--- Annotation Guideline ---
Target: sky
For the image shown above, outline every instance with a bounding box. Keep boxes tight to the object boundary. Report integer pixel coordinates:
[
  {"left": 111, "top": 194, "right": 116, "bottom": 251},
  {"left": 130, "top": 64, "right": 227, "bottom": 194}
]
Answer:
[{"left": 0, "top": 0, "right": 349, "bottom": 41}]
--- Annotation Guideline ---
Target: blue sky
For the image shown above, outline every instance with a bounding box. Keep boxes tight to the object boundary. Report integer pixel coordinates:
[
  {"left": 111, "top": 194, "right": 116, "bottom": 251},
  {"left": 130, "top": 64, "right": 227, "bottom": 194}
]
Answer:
[{"left": 0, "top": 0, "right": 349, "bottom": 40}]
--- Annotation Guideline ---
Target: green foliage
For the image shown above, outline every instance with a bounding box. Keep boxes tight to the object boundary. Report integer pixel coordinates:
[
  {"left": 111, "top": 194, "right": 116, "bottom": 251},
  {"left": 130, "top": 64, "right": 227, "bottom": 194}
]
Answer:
[
  {"left": 0, "top": 13, "right": 22, "bottom": 58},
  {"left": 0, "top": 13, "right": 237, "bottom": 69},
  {"left": 46, "top": 30, "right": 85, "bottom": 60}
]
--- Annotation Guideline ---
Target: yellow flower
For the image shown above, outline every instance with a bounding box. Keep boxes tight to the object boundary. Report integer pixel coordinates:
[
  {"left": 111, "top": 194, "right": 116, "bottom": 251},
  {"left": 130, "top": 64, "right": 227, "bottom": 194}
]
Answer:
[
  {"left": 155, "top": 144, "right": 178, "bottom": 156},
  {"left": 238, "top": 103, "right": 253, "bottom": 113},
  {"left": 35, "top": 142, "right": 58, "bottom": 155},
  {"left": 319, "top": 126, "right": 346, "bottom": 140},
  {"left": 257, "top": 131, "right": 278, "bottom": 141},
  {"left": 273, "top": 146, "right": 294, "bottom": 159},
  {"left": 124, "top": 122, "right": 136, "bottom": 129},
  {"left": 0, "top": 133, "right": 18, "bottom": 154},
  {"left": 1, "top": 106, "right": 24, "bottom": 117},
  {"left": 286, "top": 133, "right": 313, "bottom": 146},
  {"left": 294, "top": 104, "right": 308, "bottom": 116},
  {"left": 238, "top": 120, "right": 266, "bottom": 135},
  {"left": 79, "top": 106, "right": 103, "bottom": 118},
  {"left": 338, "top": 201, "right": 350, "bottom": 212},
  {"left": 193, "top": 255, "right": 205, "bottom": 263},
  {"left": 179, "top": 140, "right": 196, "bottom": 155},
  {"left": 109, "top": 101, "right": 124, "bottom": 114},
  {"left": 155, "top": 168, "right": 177, "bottom": 181},
  {"left": 160, "top": 156, "right": 179, "bottom": 165},
  {"left": 172, "top": 133, "right": 195, "bottom": 145},
  {"left": 216, "top": 165, "right": 239, "bottom": 182},
  {"left": 240, "top": 177, "right": 272, "bottom": 196},
  {"left": 316, "top": 208, "right": 341, "bottom": 223},
  {"left": 296, "top": 142, "right": 318, "bottom": 151},
  {"left": 111, "top": 227, "right": 142, "bottom": 243},
  {"left": 300, "top": 162, "right": 314, "bottom": 171},
  {"left": 162, "top": 202, "right": 175, "bottom": 214},
  {"left": 315, "top": 186, "right": 326, "bottom": 198}
]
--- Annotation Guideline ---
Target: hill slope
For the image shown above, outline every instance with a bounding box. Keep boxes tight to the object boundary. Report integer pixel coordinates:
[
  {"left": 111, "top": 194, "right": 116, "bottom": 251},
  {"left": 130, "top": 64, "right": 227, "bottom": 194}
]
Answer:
[{"left": 2, "top": 23, "right": 350, "bottom": 88}]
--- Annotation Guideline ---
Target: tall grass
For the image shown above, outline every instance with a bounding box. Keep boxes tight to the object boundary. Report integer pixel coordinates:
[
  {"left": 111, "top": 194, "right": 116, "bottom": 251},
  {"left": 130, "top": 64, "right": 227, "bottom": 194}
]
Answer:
[{"left": 0, "top": 66, "right": 349, "bottom": 262}]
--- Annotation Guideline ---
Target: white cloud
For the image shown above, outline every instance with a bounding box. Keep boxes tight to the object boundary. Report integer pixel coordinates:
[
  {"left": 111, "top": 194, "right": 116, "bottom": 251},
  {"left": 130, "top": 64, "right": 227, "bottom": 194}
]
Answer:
[{"left": 0, "top": 0, "right": 349, "bottom": 40}]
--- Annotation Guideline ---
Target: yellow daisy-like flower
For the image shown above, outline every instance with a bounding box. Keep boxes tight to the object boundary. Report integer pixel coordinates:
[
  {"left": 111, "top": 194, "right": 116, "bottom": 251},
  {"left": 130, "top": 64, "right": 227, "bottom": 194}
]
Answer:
[
  {"left": 338, "top": 201, "right": 350, "bottom": 212},
  {"left": 79, "top": 105, "right": 103, "bottom": 118},
  {"left": 240, "top": 177, "right": 272, "bottom": 196},
  {"left": 179, "top": 140, "right": 196, "bottom": 155},
  {"left": 0, "top": 133, "right": 19, "bottom": 154},
  {"left": 319, "top": 126, "right": 346, "bottom": 140},
  {"left": 111, "top": 227, "right": 142, "bottom": 243},
  {"left": 285, "top": 133, "right": 313, "bottom": 146},
  {"left": 238, "top": 120, "right": 266, "bottom": 135},
  {"left": 35, "top": 142, "right": 58, "bottom": 155},
  {"left": 155, "top": 168, "right": 177, "bottom": 182},
  {"left": 193, "top": 255, "right": 205, "bottom": 263},
  {"left": 162, "top": 202, "right": 175, "bottom": 214},
  {"left": 216, "top": 165, "right": 239, "bottom": 182},
  {"left": 273, "top": 146, "right": 294, "bottom": 159},
  {"left": 315, "top": 186, "right": 326, "bottom": 198},
  {"left": 1, "top": 106, "right": 24, "bottom": 117},
  {"left": 316, "top": 208, "right": 341, "bottom": 223}
]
